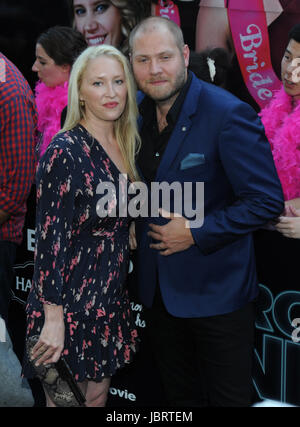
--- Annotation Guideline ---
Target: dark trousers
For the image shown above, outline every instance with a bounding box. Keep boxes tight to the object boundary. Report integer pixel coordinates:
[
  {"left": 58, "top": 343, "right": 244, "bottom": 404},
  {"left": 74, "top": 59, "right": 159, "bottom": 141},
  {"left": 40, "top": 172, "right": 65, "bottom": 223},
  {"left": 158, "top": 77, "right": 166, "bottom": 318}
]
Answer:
[
  {"left": 0, "top": 241, "right": 17, "bottom": 322},
  {"left": 144, "top": 286, "right": 256, "bottom": 407}
]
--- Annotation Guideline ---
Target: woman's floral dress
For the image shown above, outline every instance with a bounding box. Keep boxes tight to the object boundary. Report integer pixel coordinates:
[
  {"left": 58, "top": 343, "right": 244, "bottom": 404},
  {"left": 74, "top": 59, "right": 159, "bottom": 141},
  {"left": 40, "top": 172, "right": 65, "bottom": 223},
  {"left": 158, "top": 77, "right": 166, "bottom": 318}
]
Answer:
[{"left": 23, "top": 124, "right": 138, "bottom": 382}]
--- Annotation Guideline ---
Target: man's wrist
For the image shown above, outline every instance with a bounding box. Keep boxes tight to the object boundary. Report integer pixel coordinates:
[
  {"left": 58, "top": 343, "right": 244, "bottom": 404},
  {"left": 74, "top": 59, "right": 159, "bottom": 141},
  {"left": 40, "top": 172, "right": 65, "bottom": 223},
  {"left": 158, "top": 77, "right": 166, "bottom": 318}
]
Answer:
[{"left": 185, "top": 220, "right": 195, "bottom": 245}]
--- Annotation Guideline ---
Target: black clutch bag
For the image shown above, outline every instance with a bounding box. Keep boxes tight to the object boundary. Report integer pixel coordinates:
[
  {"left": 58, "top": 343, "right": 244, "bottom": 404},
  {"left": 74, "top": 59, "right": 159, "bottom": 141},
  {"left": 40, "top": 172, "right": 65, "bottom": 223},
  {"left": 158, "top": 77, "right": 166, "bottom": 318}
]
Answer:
[{"left": 26, "top": 335, "right": 86, "bottom": 407}]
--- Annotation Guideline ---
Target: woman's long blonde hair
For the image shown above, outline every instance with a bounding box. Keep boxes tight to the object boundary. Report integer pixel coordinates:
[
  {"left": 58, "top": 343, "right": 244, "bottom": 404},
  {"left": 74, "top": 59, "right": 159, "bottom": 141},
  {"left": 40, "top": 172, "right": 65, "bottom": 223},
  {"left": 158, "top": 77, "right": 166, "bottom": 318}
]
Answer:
[{"left": 61, "top": 44, "right": 140, "bottom": 182}]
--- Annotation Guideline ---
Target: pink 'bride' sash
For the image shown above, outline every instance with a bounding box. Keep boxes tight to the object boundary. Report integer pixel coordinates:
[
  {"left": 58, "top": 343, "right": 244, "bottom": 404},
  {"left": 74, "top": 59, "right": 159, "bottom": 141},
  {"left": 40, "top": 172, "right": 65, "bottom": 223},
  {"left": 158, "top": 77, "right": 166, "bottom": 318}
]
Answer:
[
  {"left": 154, "top": 0, "right": 181, "bottom": 26},
  {"left": 227, "top": 0, "right": 281, "bottom": 109}
]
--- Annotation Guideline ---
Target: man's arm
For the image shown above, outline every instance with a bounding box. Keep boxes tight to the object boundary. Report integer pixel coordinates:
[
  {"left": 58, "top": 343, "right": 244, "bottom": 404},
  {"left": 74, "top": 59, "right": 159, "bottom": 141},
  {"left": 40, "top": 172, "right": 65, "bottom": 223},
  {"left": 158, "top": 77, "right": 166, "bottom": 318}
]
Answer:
[
  {"left": 190, "top": 101, "right": 284, "bottom": 254},
  {"left": 0, "top": 94, "right": 36, "bottom": 218},
  {"left": 148, "top": 209, "right": 194, "bottom": 256},
  {"left": 195, "top": 0, "right": 234, "bottom": 54}
]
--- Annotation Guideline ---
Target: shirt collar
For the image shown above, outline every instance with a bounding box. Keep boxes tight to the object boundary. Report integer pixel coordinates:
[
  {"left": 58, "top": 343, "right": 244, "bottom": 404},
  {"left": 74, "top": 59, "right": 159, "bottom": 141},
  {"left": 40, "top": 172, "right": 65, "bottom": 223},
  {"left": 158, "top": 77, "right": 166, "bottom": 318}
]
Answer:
[{"left": 139, "top": 70, "right": 193, "bottom": 127}]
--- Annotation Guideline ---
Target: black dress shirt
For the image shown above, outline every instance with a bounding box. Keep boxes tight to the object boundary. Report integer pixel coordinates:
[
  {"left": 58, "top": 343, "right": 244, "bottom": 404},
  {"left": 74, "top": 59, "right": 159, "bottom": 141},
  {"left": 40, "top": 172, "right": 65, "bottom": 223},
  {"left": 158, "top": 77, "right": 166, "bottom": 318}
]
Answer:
[{"left": 137, "top": 72, "right": 192, "bottom": 184}]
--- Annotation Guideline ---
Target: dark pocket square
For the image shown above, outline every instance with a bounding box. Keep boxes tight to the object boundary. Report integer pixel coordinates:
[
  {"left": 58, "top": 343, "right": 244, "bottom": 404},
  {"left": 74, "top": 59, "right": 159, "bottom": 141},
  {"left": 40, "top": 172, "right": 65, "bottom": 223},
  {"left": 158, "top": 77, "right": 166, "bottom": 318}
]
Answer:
[{"left": 180, "top": 153, "right": 205, "bottom": 170}]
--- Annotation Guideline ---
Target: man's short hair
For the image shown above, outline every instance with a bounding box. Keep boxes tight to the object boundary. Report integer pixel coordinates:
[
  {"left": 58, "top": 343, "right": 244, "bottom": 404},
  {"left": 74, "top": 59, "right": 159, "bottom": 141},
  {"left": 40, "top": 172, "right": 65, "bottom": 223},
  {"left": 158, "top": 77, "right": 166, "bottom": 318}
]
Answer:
[
  {"left": 128, "top": 16, "right": 185, "bottom": 54},
  {"left": 288, "top": 24, "right": 300, "bottom": 44}
]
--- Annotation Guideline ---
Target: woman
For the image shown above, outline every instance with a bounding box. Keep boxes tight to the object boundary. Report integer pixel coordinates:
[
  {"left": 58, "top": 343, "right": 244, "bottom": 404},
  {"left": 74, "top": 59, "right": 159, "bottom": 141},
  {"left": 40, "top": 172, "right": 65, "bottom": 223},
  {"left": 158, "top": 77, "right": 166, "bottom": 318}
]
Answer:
[
  {"left": 68, "top": 0, "right": 151, "bottom": 54},
  {"left": 32, "top": 26, "right": 87, "bottom": 157},
  {"left": 23, "top": 44, "right": 140, "bottom": 407}
]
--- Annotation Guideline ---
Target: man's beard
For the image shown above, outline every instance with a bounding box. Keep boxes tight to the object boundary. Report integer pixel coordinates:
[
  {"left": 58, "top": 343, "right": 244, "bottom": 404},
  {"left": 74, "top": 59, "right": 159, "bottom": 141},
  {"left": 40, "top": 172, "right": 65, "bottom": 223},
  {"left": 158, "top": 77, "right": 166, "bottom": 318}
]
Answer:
[{"left": 139, "top": 66, "right": 187, "bottom": 103}]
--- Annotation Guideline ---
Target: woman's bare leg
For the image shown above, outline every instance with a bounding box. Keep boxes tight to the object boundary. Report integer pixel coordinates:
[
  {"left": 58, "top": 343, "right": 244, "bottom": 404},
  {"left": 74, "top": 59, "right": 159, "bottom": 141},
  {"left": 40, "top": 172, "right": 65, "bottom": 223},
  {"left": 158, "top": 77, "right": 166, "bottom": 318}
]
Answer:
[{"left": 85, "top": 377, "right": 111, "bottom": 407}]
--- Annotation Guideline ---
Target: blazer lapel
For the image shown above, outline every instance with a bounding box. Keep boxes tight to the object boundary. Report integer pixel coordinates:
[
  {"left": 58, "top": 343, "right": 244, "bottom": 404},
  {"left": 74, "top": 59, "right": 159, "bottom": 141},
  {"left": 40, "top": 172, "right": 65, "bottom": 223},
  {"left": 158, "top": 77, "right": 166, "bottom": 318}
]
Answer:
[{"left": 155, "top": 75, "right": 202, "bottom": 181}]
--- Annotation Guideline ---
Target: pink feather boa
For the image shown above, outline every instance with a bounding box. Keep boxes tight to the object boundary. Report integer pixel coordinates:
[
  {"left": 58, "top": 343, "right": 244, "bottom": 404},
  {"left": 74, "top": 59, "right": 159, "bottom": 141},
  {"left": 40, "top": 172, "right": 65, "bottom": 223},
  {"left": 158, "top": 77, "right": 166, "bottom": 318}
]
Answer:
[
  {"left": 34, "top": 81, "right": 68, "bottom": 157},
  {"left": 259, "top": 86, "right": 300, "bottom": 201}
]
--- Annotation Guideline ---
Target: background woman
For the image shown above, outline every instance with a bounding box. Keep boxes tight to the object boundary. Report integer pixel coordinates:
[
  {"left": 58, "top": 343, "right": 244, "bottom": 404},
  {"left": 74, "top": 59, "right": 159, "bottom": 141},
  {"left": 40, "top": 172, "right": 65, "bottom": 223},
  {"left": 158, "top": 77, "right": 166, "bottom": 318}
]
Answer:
[
  {"left": 68, "top": 0, "right": 151, "bottom": 54},
  {"left": 32, "top": 26, "right": 87, "bottom": 157},
  {"left": 23, "top": 44, "right": 140, "bottom": 407}
]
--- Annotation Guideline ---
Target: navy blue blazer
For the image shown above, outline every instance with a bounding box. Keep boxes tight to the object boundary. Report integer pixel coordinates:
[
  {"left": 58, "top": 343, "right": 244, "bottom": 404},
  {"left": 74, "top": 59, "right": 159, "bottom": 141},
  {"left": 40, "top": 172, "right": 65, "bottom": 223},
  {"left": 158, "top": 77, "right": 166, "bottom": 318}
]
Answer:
[{"left": 135, "top": 73, "right": 284, "bottom": 318}]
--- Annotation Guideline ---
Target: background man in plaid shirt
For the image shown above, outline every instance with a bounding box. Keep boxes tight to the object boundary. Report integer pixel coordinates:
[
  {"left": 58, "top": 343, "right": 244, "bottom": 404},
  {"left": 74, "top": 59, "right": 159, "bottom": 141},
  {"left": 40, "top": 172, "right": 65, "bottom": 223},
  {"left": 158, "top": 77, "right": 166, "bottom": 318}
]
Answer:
[{"left": 0, "top": 51, "right": 37, "bottom": 323}]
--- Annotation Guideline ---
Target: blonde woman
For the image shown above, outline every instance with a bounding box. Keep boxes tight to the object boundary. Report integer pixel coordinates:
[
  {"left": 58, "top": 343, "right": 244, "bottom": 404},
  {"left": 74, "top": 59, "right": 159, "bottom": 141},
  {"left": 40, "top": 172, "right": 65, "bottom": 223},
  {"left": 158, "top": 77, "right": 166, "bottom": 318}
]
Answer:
[{"left": 23, "top": 45, "right": 140, "bottom": 407}]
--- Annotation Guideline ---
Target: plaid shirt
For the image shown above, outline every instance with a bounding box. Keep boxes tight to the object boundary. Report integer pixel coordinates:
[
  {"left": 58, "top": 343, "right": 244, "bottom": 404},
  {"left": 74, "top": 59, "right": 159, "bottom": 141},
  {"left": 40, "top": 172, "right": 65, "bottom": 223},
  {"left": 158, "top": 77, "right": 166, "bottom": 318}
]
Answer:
[{"left": 0, "top": 52, "right": 37, "bottom": 244}]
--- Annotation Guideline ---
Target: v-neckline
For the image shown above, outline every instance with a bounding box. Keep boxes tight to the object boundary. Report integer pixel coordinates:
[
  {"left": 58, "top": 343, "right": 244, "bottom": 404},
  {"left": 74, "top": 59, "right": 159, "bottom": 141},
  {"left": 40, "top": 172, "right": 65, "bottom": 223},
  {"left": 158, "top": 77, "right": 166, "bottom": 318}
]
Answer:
[{"left": 78, "top": 124, "right": 128, "bottom": 177}]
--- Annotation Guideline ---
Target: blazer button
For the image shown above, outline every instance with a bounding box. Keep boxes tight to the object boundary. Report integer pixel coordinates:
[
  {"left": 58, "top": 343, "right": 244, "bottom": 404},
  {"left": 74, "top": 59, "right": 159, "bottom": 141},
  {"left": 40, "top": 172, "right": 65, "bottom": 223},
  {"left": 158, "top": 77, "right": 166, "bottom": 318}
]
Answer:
[{"left": 182, "top": 126, "right": 187, "bottom": 131}]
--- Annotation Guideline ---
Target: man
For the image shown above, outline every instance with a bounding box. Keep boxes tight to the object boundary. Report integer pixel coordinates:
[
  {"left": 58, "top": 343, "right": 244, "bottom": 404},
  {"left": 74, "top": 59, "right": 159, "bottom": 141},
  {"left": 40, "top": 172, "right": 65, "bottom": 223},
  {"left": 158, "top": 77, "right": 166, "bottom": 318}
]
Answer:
[
  {"left": 129, "top": 17, "right": 284, "bottom": 406},
  {"left": 260, "top": 23, "right": 300, "bottom": 237},
  {"left": 0, "top": 52, "right": 37, "bottom": 323}
]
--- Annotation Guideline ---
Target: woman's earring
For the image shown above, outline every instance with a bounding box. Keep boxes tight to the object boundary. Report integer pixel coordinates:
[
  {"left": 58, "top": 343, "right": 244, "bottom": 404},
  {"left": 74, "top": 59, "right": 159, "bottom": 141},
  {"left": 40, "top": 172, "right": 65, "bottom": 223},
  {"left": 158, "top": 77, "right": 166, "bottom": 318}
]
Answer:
[{"left": 80, "top": 100, "right": 85, "bottom": 108}]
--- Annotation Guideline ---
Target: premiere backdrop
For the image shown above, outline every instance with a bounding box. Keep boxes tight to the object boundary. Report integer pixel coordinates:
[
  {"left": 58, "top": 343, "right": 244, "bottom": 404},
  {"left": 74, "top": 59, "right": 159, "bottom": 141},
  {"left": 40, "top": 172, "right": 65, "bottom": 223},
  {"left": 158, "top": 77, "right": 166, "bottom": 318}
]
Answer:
[{"left": 2, "top": 0, "right": 300, "bottom": 406}]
